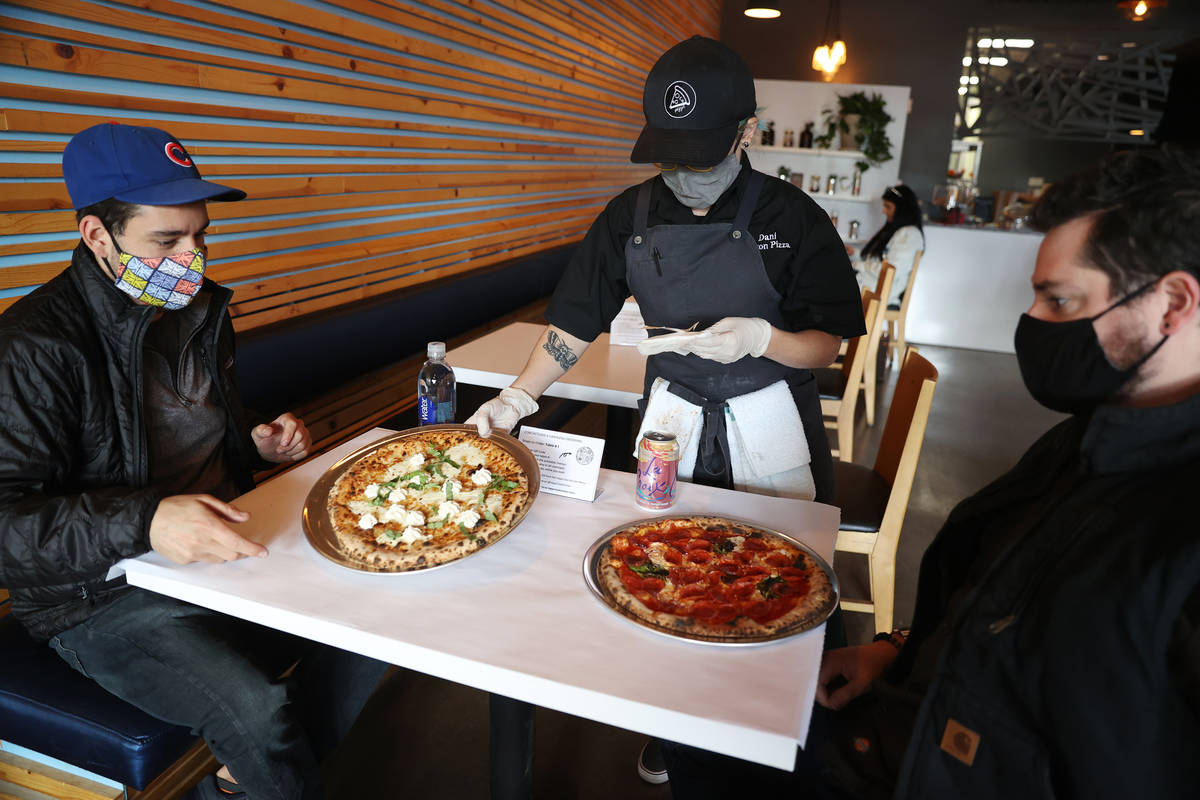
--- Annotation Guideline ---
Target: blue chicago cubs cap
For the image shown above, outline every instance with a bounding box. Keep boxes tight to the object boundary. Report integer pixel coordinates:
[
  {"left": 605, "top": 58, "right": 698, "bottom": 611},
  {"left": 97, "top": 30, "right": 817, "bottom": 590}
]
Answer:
[{"left": 63, "top": 123, "right": 246, "bottom": 210}]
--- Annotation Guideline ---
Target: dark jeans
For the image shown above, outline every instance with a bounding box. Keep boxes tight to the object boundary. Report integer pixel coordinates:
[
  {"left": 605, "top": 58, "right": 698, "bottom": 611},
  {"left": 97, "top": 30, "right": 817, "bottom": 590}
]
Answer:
[{"left": 50, "top": 588, "right": 387, "bottom": 800}]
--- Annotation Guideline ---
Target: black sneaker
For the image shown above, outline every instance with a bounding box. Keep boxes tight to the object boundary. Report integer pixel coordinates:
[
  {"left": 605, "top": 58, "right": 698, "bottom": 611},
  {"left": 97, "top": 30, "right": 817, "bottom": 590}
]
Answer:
[
  {"left": 637, "top": 738, "right": 670, "bottom": 785},
  {"left": 184, "top": 774, "right": 248, "bottom": 800}
]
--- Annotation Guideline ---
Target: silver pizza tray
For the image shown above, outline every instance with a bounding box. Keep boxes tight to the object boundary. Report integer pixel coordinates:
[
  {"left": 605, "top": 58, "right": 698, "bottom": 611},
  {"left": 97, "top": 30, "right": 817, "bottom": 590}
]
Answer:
[
  {"left": 583, "top": 515, "right": 839, "bottom": 646},
  {"left": 302, "top": 424, "right": 540, "bottom": 574}
]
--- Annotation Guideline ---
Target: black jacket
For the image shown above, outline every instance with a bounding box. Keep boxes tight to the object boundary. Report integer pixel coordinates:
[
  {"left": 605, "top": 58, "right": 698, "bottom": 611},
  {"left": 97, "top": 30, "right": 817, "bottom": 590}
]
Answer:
[
  {"left": 892, "top": 397, "right": 1200, "bottom": 798},
  {"left": 0, "top": 243, "right": 258, "bottom": 641}
]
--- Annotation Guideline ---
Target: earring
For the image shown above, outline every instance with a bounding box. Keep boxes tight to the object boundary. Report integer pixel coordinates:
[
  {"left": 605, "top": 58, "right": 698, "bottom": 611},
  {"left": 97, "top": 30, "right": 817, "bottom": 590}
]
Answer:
[{"left": 741, "top": 140, "right": 750, "bottom": 149}]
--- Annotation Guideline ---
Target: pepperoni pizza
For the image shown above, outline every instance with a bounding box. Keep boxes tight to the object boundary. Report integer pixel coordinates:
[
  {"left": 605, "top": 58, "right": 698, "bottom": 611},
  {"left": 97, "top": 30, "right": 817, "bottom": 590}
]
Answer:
[{"left": 596, "top": 516, "right": 836, "bottom": 641}]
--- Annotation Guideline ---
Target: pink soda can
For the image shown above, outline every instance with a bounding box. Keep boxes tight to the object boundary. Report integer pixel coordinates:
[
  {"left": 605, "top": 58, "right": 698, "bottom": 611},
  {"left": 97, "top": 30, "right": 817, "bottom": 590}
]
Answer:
[{"left": 636, "top": 431, "right": 680, "bottom": 510}]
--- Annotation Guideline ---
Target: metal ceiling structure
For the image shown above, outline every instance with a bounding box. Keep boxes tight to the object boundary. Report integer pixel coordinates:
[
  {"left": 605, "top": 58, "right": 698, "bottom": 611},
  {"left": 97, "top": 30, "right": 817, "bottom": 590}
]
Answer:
[{"left": 956, "top": 29, "right": 1177, "bottom": 143}]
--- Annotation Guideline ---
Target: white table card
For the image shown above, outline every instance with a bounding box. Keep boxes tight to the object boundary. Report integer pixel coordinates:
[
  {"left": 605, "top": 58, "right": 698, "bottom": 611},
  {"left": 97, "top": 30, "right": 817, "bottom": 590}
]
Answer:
[{"left": 518, "top": 426, "right": 605, "bottom": 501}]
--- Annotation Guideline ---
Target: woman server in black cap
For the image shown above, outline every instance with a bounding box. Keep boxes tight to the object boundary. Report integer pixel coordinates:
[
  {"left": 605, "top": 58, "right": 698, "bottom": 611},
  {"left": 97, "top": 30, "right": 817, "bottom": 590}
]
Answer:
[
  {"left": 468, "top": 35, "right": 864, "bottom": 794},
  {"left": 468, "top": 36, "right": 863, "bottom": 504}
]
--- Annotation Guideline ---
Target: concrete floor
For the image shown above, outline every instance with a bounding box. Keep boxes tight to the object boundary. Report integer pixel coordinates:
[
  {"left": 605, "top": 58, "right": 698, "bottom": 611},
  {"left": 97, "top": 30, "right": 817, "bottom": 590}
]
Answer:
[{"left": 325, "top": 345, "right": 1065, "bottom": 799}]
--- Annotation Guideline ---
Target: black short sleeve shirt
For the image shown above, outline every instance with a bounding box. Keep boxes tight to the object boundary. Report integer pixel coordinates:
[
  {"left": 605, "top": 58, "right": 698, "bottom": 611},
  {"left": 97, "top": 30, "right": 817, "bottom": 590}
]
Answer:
[{"left": 545, "top": 156, "right": 866, "bottom": 342}]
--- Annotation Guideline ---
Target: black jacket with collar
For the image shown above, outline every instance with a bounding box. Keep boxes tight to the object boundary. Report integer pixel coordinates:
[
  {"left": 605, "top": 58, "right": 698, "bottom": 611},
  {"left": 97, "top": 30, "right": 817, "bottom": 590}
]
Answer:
[
  {"left": 0, "top": 243, "right": 258, "bottom": 641},
  {"left": 891, "top": 396, "right": 1200, "bottom": 799}
]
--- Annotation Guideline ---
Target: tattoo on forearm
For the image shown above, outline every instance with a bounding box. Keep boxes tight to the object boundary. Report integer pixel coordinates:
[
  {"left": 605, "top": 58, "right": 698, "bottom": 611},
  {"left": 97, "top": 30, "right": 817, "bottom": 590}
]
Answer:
[{"left": 543, "top": 330, "right": 579, "bottom": 371}]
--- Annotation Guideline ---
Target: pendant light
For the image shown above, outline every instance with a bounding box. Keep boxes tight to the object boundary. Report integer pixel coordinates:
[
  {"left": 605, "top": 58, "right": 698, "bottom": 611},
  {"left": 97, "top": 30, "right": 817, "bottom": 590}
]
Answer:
[
  {"left": 744, "top": 2, "right": 781, "bottom": 18},
  {"left": 1117, "top": 0, "right": 1166, "bottom": 21},
  {"left": 812, "top": 0, "right": 847, "bottom": 81}
]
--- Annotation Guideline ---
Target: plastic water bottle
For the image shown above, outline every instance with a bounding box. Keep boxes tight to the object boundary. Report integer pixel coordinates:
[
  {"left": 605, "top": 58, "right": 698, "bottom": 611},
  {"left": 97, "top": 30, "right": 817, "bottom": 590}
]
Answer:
[{"left": 417, "top": 341, "right": 456, "bottom": 425}]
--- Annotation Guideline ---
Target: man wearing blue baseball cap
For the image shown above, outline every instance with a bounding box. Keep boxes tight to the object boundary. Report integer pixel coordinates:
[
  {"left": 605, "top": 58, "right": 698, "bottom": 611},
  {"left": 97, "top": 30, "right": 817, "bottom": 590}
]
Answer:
[{"left": 0, "top": 123, "right": 385, "bottom": 799}]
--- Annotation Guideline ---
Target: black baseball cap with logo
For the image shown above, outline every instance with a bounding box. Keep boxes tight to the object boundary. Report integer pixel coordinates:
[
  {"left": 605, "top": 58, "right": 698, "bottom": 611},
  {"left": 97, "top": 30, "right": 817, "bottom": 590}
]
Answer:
[{"left": 630, "top": 36, "right": 756, "bottom": 168}]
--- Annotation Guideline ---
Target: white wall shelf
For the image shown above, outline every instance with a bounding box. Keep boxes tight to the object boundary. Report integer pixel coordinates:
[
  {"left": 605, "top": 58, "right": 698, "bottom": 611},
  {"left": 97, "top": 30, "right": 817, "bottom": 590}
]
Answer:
[
  {"left": 752, "top": 145, "right": 865, "bottom": 159},
  {"left": 806, "top": 193, "right": 873, "bottom": 204},
  {"left": 752, "top": 79, "right": 910, "bottom": 241}
]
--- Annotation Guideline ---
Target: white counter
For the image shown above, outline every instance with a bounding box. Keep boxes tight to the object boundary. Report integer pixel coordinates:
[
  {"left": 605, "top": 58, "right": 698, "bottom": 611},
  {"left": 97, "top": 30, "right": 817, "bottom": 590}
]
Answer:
[{"left": 905, "top": 226, "right": 1043, "bottom": 354}]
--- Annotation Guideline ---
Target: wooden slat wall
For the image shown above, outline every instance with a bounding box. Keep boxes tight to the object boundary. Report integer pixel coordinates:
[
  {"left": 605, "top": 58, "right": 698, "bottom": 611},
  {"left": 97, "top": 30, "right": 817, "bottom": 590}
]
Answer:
[{"left": 0, "top": 0, "right": 720, "bottom": 329}]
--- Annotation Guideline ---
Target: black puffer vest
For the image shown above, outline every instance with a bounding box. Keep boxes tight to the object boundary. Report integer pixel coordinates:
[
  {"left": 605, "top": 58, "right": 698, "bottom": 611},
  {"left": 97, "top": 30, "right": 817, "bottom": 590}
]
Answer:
[{"left": 0, "top": 243, "right": 256, "bottom": 641}]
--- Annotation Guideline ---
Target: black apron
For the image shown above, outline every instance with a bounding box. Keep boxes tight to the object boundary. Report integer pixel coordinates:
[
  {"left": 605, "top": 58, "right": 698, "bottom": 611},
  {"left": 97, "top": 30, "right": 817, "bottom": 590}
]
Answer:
[{"left": 624, "top": 171, "right": 833, "bottom": 502}]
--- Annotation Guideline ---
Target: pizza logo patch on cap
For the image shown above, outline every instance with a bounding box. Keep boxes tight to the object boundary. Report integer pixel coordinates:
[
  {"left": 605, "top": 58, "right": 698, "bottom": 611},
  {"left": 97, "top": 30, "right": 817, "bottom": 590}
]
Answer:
[
  {"left": 664, "top": 80, "right": 696, "bottom": 119},
  {"left": 164, "top": 141, "right": 193, "bottom": 167}
]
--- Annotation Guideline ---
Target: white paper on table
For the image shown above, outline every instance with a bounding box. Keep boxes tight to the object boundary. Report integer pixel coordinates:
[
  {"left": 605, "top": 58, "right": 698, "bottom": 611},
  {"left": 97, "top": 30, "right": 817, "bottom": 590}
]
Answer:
[
  {"left": 609, "top": 299, "right": 648, "bottom": 346},
  {"left": 518, "top": 426, "right": 605, "bottom": 501},
  {"left": 120, "top": 429, "right": 840, "bottom": 771}
]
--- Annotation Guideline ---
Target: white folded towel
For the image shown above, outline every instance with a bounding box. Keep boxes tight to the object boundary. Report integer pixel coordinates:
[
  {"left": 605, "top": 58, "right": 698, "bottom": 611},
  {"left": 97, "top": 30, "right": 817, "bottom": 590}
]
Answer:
[
  {"left": 725, "top": 381, "right": 815, "bottom": 500},
  {"left": 632, "top": 377, "right": 703, "bottom": 479},
  {"left": 633, "top": 377, "right": 814, "bottom": 499}
]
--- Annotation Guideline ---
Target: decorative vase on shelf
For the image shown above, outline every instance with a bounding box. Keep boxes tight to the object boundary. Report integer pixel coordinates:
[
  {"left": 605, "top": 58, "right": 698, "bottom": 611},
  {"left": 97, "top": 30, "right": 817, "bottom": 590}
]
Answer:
[
  {"left": 799, "top": 122, "right": 814, "bottom": 149},
  {"left": 839, "top": 114, "right": 862, "bottom": 151}
]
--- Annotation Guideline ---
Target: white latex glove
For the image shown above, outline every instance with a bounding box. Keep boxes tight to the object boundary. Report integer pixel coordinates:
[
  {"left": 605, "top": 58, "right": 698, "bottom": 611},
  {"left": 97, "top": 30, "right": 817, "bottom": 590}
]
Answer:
[
  {"left": 686, "top": 317, "right": 773, "bottom": 364},
  {"left": 465, "top": 387, "right": 539, "bottom": 437}
]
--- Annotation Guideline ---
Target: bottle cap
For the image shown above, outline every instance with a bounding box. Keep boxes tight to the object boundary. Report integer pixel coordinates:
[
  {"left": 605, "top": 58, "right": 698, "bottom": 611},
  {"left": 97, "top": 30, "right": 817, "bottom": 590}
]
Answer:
[{"left": 427, "top": 341, "right": 446, "bottom": 359}]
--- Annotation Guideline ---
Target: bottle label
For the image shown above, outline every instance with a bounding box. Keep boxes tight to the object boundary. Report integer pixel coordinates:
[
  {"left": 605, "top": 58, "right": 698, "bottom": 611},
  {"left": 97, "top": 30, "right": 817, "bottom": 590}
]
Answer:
[
  {"left": 418, "top": 395, "right": 436, "bottom": 425},
  {"left": 436, "top": 400, "right": 454, "bottom": 424}
]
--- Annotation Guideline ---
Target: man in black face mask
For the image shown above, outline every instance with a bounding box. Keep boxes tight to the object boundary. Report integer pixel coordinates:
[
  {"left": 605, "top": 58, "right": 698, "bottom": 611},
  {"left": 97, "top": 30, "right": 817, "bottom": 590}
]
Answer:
[{"left": 661, "top": 146, "right": 1200, "bottom": 798}]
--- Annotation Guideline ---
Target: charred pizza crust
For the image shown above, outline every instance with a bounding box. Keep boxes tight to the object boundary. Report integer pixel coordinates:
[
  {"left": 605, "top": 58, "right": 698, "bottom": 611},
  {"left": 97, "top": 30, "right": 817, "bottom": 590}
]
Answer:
[
  {"left": 327, "top": 429, "right": 531, "bottom": 571},
  {"left": 597, "top": 516, "right": 835, "bottom": 641}
]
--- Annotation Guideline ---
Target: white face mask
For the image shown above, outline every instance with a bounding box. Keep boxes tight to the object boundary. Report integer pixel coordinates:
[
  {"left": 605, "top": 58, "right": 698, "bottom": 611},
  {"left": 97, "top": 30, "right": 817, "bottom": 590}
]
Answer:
[{"left": 660, "top": 150, "right": 742, "bottom": 209}]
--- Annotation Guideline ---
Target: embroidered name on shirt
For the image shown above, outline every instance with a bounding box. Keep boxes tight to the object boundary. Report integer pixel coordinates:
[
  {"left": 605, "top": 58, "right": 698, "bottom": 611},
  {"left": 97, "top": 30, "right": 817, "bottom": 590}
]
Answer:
[{"left": 757, "top": 232, "right": 791, "bottom": 250}]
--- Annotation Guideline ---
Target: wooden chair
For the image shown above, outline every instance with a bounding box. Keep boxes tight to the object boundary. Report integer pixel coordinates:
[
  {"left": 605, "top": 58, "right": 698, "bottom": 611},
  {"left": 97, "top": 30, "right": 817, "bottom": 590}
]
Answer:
[
  {"left": 831, "top": 348, "right": 938, "bottom": 632},
  {"left": 815, "top": 290, "right": 881, "bottom": 461},
  {"left": 861, "top": 265, "right": 895, "bottom": 426},
  {"left": 884, "top": 250, "right": 923, "bottom": 366},
  {"left": 834, "top": 265, "right": 893, "bottom": 363}
]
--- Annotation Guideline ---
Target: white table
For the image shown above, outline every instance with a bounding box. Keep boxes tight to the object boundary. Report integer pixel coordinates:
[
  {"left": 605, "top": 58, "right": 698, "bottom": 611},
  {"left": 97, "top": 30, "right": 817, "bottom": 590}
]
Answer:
[
  {"left": 447, "top": 321, "right": 646, "bottom": 409},
  {"left": 121, "top": 429, "right": 839, "bottom": 770}
]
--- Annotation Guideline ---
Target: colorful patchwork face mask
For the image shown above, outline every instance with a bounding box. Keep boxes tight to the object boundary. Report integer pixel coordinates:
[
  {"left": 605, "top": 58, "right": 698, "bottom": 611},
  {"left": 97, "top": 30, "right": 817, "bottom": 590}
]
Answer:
[{"left": 109, "top": 244, "right": 206, "bottom": 310}]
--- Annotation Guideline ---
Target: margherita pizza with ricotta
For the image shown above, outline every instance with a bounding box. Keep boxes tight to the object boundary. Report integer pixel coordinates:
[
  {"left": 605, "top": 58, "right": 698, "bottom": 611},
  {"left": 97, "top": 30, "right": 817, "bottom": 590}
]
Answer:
[
  {"left": 325, "top": 428, "right": 532, "bottom": 571},
  {"left": 594, "top": 516, "right": 836, "bottom": 642}
]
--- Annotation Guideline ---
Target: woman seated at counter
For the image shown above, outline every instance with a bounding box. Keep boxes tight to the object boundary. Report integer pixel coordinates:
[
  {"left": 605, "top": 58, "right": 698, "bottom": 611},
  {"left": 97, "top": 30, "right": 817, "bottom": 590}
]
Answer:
[{"left": 846, "top": 184, "right": 924, "bottom": 309}]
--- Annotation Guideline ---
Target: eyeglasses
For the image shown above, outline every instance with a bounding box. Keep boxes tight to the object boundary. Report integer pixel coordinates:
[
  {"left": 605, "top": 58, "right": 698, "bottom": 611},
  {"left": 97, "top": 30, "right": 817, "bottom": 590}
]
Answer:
[
  {"left": 654, "top": 162, "right": 716, "bottom": 173},
  {"left": 653, "top": 121, "right": 752, "bottom": 174}
]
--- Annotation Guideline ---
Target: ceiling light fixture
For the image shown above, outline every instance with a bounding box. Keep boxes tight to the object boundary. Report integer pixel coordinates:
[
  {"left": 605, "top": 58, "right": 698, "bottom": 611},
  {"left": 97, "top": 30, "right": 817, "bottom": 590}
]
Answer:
[
  {"left": 1004, "top": 38, "right": 1035, "bottom": 48},
  {"left": 1117, "top": 0, "right": 1165, "bottom": 21},
  {"left": 744, "top": 2, "right": 781, "bottom": 18},
  {"left": 812, "top": 0, "right": 847, "bottom": 81}
]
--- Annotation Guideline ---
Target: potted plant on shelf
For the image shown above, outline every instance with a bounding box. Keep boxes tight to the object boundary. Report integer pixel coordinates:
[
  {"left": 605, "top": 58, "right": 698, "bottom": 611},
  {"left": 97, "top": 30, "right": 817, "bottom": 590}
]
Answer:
[{"left": 813, "top": 91, "right": 894, "bottom": 173}]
